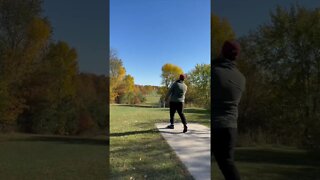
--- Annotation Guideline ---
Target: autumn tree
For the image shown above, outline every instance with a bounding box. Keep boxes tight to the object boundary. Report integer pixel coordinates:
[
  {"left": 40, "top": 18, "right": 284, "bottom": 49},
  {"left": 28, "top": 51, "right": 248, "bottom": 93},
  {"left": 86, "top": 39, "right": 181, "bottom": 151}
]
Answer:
[
  {"left": 109, "top": 49, "right": 145, "bottom": 104},
  {"left": 211, "top": 14, "right": 236, "bottom": 59},
  {"left": 20, "top": 41, "right": 79, "bottom": 134},
  {"left": 161, "top": 63, "right": 184, "bottom": 88},
  {"left": 117, "top": 74, "right": 134, "bottom": 103},
  {"left": 0, "top": 0, "right": 108, "bottom": 135},
  {"left": 109, "top": 49, "right": 126, "bottom": 102},
  {"left": 159, "top": 63, "right": 184, "bottom": 105},
  {"left": 0, "top": 0, "right": 50, "bottom": 129},
  {"left": 76, "top": 73, "right": 108, "bottom": 134},
  {"left": 187, "top": 64, "right": 211, "bottom": 108},
  {"left": 237, "top": 5, "right": 320, "bottom": 147}
]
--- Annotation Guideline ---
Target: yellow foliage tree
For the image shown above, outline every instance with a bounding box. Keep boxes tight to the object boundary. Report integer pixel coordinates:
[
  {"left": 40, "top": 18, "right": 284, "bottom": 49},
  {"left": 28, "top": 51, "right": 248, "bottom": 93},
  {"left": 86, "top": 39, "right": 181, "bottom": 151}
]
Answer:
[
  {"left": 123, "top": 75, "right": 135, "bottom": 93},
  {"left": 25, "top": 18, "right": 51, "bottom": 61},
  {"left": 109, "top": 49, "right": 126, "bottom": 102},
  {"left": 0, "top": 0, "right": 51, "bottom": 126},
  {"left": 211, "top": 14, "right": 236, "bottom": 59},
  {"left": 45, "top": 41, "right": 78, "bottom": 99},
  {"left": 161, "top": 63, "right": 184, "bottom": 88}
]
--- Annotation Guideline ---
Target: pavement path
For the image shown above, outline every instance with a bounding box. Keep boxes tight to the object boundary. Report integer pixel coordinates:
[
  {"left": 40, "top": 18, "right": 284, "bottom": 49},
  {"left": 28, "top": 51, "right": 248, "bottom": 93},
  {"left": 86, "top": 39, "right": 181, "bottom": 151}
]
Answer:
[{"left": 155, "top": 123, "right": 211, "bottom": 180}]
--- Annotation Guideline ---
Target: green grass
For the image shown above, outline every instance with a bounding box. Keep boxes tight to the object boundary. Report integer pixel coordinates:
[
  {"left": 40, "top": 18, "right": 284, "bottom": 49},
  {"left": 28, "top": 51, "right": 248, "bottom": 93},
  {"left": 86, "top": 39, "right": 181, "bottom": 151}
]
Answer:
[
  {"left": 110, "top": 104, "right": 210, "bottom": 179},
  {"left": 0, "top": 133, "right": 108, "bottom": 180},
  {"left": 141, "top": 95, "right": 161, "bottom": 107},
  {"left": 212, "top": 146, "right": 320, "bottom": 180}
]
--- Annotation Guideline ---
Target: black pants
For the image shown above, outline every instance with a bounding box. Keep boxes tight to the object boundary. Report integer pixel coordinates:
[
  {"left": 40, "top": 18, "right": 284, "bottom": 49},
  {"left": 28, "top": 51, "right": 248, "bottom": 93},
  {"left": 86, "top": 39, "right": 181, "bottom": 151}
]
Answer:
[
  {"left": 212, "top": 128, "right": 240, "bottom": 180},
  {"left": 169, "top": 102, "right": 187, "bottom": 125}
]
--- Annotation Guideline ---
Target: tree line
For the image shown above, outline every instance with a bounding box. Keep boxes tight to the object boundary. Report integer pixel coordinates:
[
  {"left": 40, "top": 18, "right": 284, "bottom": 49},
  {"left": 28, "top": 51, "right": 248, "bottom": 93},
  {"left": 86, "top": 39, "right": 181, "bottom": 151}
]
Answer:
[
  {"left": 213, "top": 5, "right": 320, "bottom": 148},
  {"left": 0, "top": 0, "right": 108, "bottom": 135},
  {"left": 110, "top": 51, "right": 211, "bottom": 109},
  {"left": 109, "top": 49, "right": 159, "bottom": 104}
]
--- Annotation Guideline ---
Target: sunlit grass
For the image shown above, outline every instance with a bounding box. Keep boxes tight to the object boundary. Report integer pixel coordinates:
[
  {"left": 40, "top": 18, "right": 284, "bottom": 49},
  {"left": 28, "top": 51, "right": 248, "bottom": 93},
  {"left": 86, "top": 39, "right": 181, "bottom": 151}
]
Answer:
[{"left": 110, "top": 104, "right": 210, "bottom": 179}]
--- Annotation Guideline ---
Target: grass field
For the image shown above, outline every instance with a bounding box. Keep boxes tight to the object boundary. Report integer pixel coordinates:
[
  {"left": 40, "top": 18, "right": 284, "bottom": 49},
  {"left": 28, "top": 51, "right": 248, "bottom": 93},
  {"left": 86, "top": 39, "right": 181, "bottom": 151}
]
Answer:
[
  {"left": 111, "top": 95, "right": 320, "bottom": 180},
  {"left": 0, "top": 133, "right": 108, "bottom": 180},
  {"left": 213, "top": 145, "right": 320, "bottom": 180},
  {"left": 1, "top": 94, "right": 318, "bottom": 180},
  {"left": 110, "top": 104, "right": 210, "bottom": 179}
]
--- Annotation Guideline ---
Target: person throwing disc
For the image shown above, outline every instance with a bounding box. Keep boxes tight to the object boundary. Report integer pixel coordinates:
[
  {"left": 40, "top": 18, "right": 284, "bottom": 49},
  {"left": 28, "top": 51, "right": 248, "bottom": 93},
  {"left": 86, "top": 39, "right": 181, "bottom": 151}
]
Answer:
[{"left": 165, "top": 74, "right": 188, "bottom": 133}]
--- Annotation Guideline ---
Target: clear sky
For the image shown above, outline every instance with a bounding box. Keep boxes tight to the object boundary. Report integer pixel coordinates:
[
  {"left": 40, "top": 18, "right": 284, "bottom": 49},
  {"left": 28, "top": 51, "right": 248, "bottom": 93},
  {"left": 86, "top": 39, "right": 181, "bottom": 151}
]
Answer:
[
  {"left": 110, "top": 0, "right": 210, "bottom": 86},
  {"left": 213, "top": 0, "right": 320, "bottom": 37},
  {"left": 43, "top": 0, "right": 108, "bottom": 75}
]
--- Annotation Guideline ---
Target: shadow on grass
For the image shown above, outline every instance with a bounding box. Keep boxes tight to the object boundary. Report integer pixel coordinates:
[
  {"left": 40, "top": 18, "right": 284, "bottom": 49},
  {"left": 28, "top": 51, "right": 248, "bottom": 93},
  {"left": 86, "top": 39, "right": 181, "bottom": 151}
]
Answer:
[
  {"left": 110, "top": 128, "right": 158, "bottom": 137},
  {"left": 113, "top": 104, "right": 210, "bottom": 115},
  {"left": 157, "top": 128, "right": 184, "bottom": 134},
  {"left": 235, "top": 148, "right": 320, "bottom": 167},
  {"left": 213, "top": 148, "right": 320, "bottom": 180},
  {"left": 115, "top": 104, "right": 160, "bottom": 108},
  {"left": 158, "top": 108, "right": 210, "bottom": 122},
  {"left": 158, "top": 107, "right": 209, "bottom": 112},
  {"left": 111, "top": 165, "right": 194, "bottom": 180},
  {"left": 7, "top": 135, "right": 108, "bottom": 146}
]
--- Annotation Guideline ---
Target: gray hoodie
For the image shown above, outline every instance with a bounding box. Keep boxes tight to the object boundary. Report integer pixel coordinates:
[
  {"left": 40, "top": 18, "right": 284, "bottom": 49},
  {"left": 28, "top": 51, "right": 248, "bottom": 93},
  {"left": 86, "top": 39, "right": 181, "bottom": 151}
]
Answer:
[{"left": 166, "top": 80, "right": 187, "bottom": 103}]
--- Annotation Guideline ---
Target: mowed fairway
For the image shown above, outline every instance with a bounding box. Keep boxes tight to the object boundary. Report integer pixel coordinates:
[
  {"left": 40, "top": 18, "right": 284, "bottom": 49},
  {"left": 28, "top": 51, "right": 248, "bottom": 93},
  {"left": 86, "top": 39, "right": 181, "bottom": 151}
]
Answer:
[
  {"left": 0, "top": 133, "right": 108, "bottom": 180},
  {"left": 109, "top": 104, "right": 210, "bottom": 179},
  {"left": 212, "top": 146, "right": 320, "bottom": 180}
]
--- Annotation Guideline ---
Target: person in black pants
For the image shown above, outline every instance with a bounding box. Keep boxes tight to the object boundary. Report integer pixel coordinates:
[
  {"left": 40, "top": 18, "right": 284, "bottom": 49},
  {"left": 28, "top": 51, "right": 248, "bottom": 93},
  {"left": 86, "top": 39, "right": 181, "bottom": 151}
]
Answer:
[
  {"left": 213, "top": 128, "right": 239, "bottom": 180},
  {"left": 165, "top": 74, "right": 188, "bottom": 133},
  {"left": 212, "top": 40, "right": 246, "bottom": 180}
]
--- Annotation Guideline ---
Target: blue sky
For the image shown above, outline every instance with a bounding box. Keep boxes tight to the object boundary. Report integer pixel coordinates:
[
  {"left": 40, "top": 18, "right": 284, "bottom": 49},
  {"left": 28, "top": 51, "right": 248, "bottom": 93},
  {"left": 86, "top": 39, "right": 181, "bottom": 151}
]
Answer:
[
  {"left": 41, "top": 0, "right": 320, "bottom": 81},
  {"left": 43, "top": 0, "right": 108, "bottom": 75},
  {"left": 213, "top": 0, "right": 320, "bottom": 37},
  {"left": 110, "top": 0, "right": 210, "bottom": 86}
]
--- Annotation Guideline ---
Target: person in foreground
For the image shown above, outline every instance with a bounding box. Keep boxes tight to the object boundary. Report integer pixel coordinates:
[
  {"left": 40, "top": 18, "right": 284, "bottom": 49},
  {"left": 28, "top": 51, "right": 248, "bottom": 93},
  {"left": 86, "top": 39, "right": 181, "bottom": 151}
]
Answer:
[
  {"left": 212, "top": 40, "right": 246, "bottom": 180},
  {"left": 165, "top": 74, "right": 188, "bottom": 133}
]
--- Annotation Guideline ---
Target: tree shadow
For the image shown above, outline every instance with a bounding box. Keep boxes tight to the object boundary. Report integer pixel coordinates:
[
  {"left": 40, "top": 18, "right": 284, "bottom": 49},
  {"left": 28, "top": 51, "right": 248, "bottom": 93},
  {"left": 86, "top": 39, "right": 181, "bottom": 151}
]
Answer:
[
  {"left": 113, "top": 105, "right": 211, "bottom": 115},
  {"left": 213, "top": 147, "right": 320, "bottom": 180},
  {"left": 157, "top": 128, "right": 184, "bottom": 134},
  {"left": 110, "top": 129, "right": 158, "bottom": 137},
  {"left": 110, "top": 165, "right": 194, "bottom": 180},
  {"left": 7, "top": 135, "right": 108, "bottom": 146},
  {"left": 115, "top": 104, "right": 160, "bottom": 108},
  {"left": 235, "top": 148, "right": 320, "bottom": 167}
]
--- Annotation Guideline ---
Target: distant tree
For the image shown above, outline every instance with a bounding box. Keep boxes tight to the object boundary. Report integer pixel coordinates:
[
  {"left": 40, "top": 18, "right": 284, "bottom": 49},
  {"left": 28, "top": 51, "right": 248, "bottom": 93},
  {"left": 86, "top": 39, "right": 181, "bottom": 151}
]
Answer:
[
  {"left": 109, "top": 49, "right": 126, "bottom": 102},
  {"left": 144, "top": 85, "right": 155, "bottom": 95},
  {"left": 187, "top": 64, "right": 211, "bottom": 108},
  {"left": 76, "top": 73, "right": 108, "bottom": 134},
  {"left": 116, "top": 75, "right": 135, "bottom": 103},
  {"left": 24, "top": 41, "right": 78, "bottom": 134},
  {"left": 0, "top": 0, "right": 108, "bottom": 135},
  {"left": 109, "top": 49, "right": 146, "bottom": 105},
  {"left": 123, "top": 75, "right": 135, "bottom": 93},
  {"left": 211, "top": 14, "right": 236, "bottom": 59},
  {"left": 0, "top": 0, "right": 50, "bottom": 130},
  {"left": 159, "top": 63, "right": 184, "bottom": 105},
  {"left": 161, "top": 63, "right": 184, "bottom": 88},
  {"left": 237, "top": 5, "right": 320, "bottom": 147},
  {"left": 0, "top": 0, "right": 43, "bottom": 50}
]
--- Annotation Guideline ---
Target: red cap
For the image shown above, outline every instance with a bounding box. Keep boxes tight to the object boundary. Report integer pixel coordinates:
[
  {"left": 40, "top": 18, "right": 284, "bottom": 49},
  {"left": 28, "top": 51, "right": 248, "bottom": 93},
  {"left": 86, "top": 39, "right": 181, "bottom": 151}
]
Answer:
[
  {"left": 221, "top": 40, "right": 241, "bottom": 60},
  {"left": 179, "top": 74, "right": 186, "bottom": 80}
]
